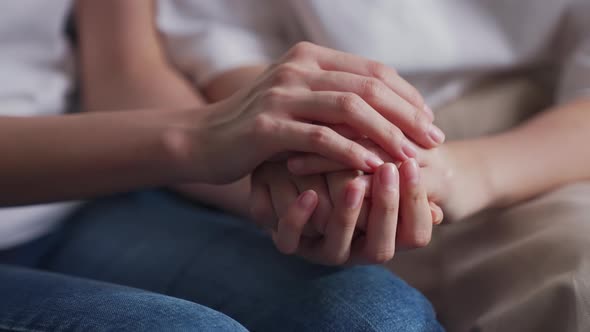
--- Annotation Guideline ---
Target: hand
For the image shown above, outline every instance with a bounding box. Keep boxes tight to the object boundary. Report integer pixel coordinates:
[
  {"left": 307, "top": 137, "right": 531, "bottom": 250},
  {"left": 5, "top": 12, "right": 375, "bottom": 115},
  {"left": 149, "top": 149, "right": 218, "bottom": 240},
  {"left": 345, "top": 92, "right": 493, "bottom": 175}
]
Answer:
[
  {"left": 252, "top": 162, "right": 441, "bottom": 265},
  {"left": 170, "top": 42, "right": 442, "bottom": 184},
  {"left": 420, "top": 143, "right": 493, "bottom": 222},
  {"left": 288, "top": 138, "right": 488, "bottom": 223}
]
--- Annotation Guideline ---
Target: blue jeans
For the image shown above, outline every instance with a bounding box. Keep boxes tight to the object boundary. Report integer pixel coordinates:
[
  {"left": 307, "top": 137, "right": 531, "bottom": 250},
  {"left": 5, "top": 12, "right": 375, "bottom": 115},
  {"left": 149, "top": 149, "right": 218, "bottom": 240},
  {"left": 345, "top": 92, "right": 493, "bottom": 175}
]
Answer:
[{"left": 0, "top": 191, "right": 443, "bottom": 331}]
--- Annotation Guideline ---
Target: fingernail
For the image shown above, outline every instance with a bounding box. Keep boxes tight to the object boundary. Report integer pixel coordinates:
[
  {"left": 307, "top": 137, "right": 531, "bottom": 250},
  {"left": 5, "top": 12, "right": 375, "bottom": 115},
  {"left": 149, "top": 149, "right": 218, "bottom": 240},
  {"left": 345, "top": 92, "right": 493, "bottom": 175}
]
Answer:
[
  {"left": 379, "top": 163, "right": 398, "bottom": 189},
  {"left": 402, "top": 142, "right": 417, "bottom": 159},
  {"left": 366, "top": 154, "right": 384, "bottom": 169},
  {"left": 345, "top": 185, "right": 364, "bottom": 209},
  {"left": 428, "top": 125, "right": 445, "bottom": 144},
  {"left": 405, "top": 159, "right": 420, "bottom": 185},
  {"left": 423, "top": 104, "right": 435, "bottom": 120},
  {"left": 298, "top": 190, "right": 316, "bottom": 209}
]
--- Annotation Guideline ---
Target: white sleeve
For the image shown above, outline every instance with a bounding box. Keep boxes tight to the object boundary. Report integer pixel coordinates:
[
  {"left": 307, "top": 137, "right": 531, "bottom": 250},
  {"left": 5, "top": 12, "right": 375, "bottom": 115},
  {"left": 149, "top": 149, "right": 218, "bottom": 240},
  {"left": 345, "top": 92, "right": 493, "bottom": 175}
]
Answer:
[
  {"left": 557, "top": 1, "right": 590, "bottom": 104},
  {"left": 157, "top": 0, "right": 289, "bottom": 86}
]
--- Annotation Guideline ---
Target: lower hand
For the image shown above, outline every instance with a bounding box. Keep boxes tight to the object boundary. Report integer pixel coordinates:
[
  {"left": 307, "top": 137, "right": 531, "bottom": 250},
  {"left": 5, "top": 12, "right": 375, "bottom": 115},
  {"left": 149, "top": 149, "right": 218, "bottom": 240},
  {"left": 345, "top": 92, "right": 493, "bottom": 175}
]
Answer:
[
  {"left": 253, "top": 162, "right": 439, "bottom": 265},
  {"left": 287, "top": 139, "right": 490, "bottom": 222}
]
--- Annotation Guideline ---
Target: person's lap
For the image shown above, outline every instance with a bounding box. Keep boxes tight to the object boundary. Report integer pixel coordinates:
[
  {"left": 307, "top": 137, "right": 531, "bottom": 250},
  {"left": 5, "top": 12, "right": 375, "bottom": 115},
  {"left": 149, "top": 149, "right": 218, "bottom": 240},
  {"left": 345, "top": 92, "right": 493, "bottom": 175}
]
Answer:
[
  {"left": 0, "top": 190, "right": 442, "bottom": 331},
  {"left": 389, "top": 75, "right": 590, "bottom": 332}
]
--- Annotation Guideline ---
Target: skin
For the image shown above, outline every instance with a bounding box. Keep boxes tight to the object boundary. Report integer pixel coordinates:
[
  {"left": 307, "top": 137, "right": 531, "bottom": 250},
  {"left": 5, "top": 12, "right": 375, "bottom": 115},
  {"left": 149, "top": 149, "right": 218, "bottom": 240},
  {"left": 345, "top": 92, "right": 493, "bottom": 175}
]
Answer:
[
  {"left": 204, "top": 68, "right": 443, "bottom": 264},
  {"left": 0, "top": 1, "right": 438, "bottom": 208},
  {"left": 290, "top": 97, "right": 590, "bottom": 223},
  {"left": 198, "top": 20, "right": 590, "bottom": 262},
  {"left": 0, "top": 0, "right": 437, "bottom": 266},
  {"left": 260, "top": 160, "right": 442, "bottom": 265}
]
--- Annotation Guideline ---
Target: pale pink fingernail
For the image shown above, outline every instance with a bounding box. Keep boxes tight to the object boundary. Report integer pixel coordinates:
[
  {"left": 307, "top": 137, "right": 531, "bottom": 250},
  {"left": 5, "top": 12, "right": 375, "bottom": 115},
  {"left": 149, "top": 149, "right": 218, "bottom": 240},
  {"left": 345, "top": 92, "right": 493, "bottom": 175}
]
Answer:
[
  {"left": 402, "top": 142, "right": 417, "bottom": 159},
  {"left": 298, "top": 190, "right": 316, "bottom": 209},
  {"left": 345, "top": 185, "right": 364, "bottom": 209},
  {"left": 428, "top": 125, "right": 445, "bottom": 145},
  {"left": 379, "top": 163, "right": 398, "bottom": 189},
  {"left": 366, "top": 154, "right": 384, "bottom": 169}
]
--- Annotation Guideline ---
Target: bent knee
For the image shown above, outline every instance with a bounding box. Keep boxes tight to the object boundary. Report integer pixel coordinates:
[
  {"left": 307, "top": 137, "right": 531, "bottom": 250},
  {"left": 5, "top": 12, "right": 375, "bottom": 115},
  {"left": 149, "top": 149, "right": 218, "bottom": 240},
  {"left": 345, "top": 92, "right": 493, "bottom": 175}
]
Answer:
[
  {"left": 98, "top": 292, "right": 246, "bottom": 331},
  {"left": 261, "top": 266, "right": 442, "bottom": 331}
]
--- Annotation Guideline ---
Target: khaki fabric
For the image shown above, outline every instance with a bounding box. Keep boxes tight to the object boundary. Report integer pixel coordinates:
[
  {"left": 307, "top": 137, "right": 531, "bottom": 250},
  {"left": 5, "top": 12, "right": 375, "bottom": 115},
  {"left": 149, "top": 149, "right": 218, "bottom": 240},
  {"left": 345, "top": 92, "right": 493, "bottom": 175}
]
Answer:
[{"left": 388, "top": 76, "right": 590, "bottom": 332}]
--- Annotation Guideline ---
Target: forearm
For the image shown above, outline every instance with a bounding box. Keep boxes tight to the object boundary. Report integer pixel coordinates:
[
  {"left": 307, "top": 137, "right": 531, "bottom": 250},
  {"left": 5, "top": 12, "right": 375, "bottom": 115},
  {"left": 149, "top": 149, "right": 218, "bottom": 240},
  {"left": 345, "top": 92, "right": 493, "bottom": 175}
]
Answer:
[
  {"left": 76, "top": 1, "right": 254, "bottom": 215},
  {"left": 452, "top": 97, "right": 590, "bottom": 210},
  {"left": 0, "top": 110, "right": 187, "bottom": 205},
  {"left": 76, "top": 0, "right": 205, "bottom": 111}
]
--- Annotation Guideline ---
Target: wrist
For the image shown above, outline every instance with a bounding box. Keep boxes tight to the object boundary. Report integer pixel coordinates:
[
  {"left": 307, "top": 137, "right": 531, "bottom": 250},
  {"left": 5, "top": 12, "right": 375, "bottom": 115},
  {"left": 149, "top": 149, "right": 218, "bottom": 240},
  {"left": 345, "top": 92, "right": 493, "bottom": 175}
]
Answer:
[
  {"left": 441, "top": 141, "right": 496, "bottom": 220},
  {"left": 160, "top": 107, "right": 210, "bottom": 184}
]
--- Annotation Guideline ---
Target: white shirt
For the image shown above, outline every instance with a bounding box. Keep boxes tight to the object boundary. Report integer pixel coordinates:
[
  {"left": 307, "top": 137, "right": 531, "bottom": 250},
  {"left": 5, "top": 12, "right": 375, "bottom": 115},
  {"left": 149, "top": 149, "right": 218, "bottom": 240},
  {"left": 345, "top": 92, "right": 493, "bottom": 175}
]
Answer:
[
  {"left": 158, "top": 0, "right": 590, "bottom": 107},
  {"left": 0, "top": 1, "right": 79, "bottom": 249}
]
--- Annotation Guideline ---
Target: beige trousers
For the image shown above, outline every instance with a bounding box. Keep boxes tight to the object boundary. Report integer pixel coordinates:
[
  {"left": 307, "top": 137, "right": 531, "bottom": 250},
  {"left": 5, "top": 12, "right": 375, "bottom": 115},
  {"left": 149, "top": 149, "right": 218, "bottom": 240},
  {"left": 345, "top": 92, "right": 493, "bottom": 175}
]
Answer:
[{"left": 388, "top": 77, "right": 590, "bottom": 332}]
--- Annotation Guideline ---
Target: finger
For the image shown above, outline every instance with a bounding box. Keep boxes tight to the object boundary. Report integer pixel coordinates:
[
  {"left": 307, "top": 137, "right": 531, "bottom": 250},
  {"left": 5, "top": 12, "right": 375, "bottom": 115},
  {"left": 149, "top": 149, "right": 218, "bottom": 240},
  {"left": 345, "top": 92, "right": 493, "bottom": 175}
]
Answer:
[
  {"left": 291, "top": 174, "right": 332, "bottom": 235},
  {"left": 357, "top": 163, "right": 400, "bottom": 264},
  {"left": 430, "top": 201, "right": 444, "bottom": 225},
  {"left": 279, "top": 121, "right": 384, "bottom": 173},
  {"left": 356, "top": 198, "right": 371, "bottom": 231},
  {"left": 397, "top": 159, "right": 433, "bottom": 250},
  {"left": 307, "top": 70, "right": 444, "bottom": 148},
  {"left": 288, "top": 155, "right": 349, "bottom": 175},
  {"left": 329, "top": 124, "right": 363, "bottom": 140},
  {"left": 249, "top": 180, "right": 277, "bottom": 230},
  {"left": 292, "top": 91, "right": 416, "bottom": 162},
  {"left": 290, "top": 43, "right": 431, "bottom": 116},
  {"left": 273, "top": 190, "right": 318, "bottom": 254},
  {"left": 288, "top": 139, "right": 395, "bottom": 176},
  {"left": 299, "top": 178, "right": 365, "bottom": 265},
  {"left": 268, "top": 175, "right": 300, "bottom": 220}
]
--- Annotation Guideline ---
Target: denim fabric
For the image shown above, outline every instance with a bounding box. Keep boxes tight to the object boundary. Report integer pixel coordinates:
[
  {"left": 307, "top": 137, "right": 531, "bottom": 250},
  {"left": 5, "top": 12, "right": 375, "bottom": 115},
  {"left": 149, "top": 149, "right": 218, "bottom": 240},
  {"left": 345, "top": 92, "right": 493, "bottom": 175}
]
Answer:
[{"left": 0, "top": 191, "right": 444, "bottom": 331}]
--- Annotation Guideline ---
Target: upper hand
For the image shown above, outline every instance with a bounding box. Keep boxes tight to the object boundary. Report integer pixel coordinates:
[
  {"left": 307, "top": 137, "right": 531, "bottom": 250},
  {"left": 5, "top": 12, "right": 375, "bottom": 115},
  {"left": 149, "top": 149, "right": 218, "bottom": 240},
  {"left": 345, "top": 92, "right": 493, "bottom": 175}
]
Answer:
[{"left": 173, "top": 42, "right": 442, "bottom": 184}]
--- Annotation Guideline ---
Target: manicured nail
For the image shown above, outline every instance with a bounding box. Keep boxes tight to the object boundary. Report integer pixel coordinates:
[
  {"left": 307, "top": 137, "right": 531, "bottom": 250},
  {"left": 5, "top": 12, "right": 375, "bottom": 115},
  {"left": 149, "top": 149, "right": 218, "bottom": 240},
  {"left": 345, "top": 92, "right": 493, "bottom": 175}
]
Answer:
[
  {"left": 402, "top": 142, "right": 417, "bottom": 159},
  {"left": 428, "top": 125, "right": 445, "bottom": 144},
  {"left": 423, "top": 104, "right": 435, "bottom": 120},
  {"left": 345, "top": 184, "right": 364, "bottom": 209},
  {"left": 379, "top": 163, "right": 398, "bottom": 189},
  {"left": 366, "top": 154, "right": 384, "bottom": 169},
  {"left": 405, "top": 159, "right": 420, "bottom": 185},
  {"left": 298, "top": 190, "right": 316, "bottom": 209}
]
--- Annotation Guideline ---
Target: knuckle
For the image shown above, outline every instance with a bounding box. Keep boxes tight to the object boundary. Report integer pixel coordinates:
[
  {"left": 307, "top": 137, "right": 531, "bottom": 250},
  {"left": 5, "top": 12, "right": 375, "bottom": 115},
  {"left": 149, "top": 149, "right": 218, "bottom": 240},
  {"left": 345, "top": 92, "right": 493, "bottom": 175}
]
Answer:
[
  {"left": 360, "top": 78, "right": 385, "bottom": 101},
  {"left": 309, "top": 126, "right": 334, "bottom": 145},
  {"left": 386, "top": 125, "right": 404, "bottom": 146},
  {"left": 412, "top": 108, "right": 430, "bottom": 133},
  {"left": 407, "top": 87, "right": 425, "bottom": 108},
  {"left": 344, "top": 139, "right": 357, "bottom": 157},
  {"left": 257, "top": 87, "right": 290, "bottom": 109},
  {"left": 379, "top": 202, "right": 400, "bottom": 214},
  {"left": 368, "top": 61, "right": 395, "bottom": 80},
  {"left": 410, "top": 190, "right": 427, "bottom": 204},
  {"left": 338, "top": 93, "right": 363, "bottom": 116},
  {"left": 272, "top": 63, "right": 302, "bottom": 86},
  {"left": 252, "top": 113, "right": 277, "bottom": 135},
  {"left": 288, "top": 41, "right": 316, "bottom": 60}
]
